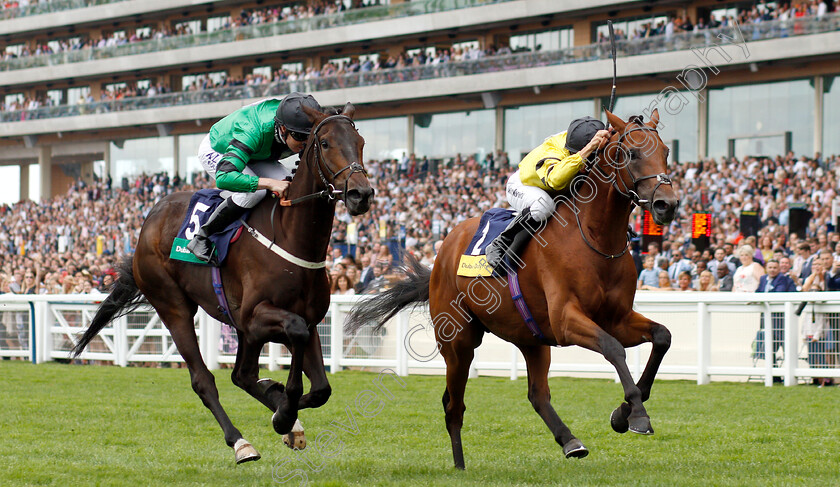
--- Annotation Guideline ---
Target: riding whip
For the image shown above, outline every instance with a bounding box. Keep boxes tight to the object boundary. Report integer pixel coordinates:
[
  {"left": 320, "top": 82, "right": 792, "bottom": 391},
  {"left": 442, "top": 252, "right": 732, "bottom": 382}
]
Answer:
[{"left": 606, "top": 20, "right": 617, "bottom": 129}]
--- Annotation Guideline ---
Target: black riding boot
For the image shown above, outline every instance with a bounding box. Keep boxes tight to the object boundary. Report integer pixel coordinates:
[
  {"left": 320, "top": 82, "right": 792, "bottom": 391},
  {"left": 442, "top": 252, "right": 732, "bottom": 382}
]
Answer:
[
  {"left": 186, "top": 198, "right": 246, "bottom": 264},
  {"left": 484, "top": 208, "right": 537, "bottom": 269}
]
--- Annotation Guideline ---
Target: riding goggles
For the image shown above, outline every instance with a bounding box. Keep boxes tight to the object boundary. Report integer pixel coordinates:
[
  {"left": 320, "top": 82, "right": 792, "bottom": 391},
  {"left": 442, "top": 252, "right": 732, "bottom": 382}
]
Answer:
[{"left": 289, "top": 130, "right": 309, "bottom": 142}]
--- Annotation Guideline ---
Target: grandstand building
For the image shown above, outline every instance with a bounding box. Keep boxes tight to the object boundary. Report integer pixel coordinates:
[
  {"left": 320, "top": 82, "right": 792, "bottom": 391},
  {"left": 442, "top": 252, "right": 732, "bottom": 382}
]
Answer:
[{"left": 0, "top": 0, "right": 837, "bottom": 201}]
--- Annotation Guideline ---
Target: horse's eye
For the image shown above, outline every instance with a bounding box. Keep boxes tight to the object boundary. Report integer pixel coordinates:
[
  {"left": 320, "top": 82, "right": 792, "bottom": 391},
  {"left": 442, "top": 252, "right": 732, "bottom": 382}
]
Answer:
[
  {"left": 629, "top": 150, "right": 640, "bottom": 160},
  {"left": 321, "top": 140, "right": 329, "bottom": 149}
]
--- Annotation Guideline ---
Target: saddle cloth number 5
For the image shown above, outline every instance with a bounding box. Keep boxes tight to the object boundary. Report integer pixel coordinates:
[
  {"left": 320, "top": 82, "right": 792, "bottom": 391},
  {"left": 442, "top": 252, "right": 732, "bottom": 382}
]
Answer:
[{"left": 185, "top": 202, "right": 211, "bottom": 241}]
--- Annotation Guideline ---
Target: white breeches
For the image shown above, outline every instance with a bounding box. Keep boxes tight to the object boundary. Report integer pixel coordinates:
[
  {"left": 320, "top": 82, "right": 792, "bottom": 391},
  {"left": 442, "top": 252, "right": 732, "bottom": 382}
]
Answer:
[
  {"left": 198, "top": 134, "right": 292, "bottom": 208},
  {"left": 505, "top": 170, "right": 556, "bottom": 221}
]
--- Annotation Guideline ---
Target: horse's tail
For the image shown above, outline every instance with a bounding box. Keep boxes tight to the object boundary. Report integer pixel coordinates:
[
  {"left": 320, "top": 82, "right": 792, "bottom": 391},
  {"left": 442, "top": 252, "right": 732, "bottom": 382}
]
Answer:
[
  {"left": 71, "top": 256, "right": 147, "bottom": 357},
  {"left": 345, "top": 253, "right": 431, "bottom": 334}
]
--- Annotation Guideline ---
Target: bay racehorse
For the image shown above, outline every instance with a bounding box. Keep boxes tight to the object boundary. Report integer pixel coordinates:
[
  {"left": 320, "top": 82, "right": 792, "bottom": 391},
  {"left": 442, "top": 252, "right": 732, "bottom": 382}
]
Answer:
[
  {"left": 72, "top": 103, "right": 373, "bottom": 464},
  {"left": 347, "top": 109, "right": 679, "bottom": 468}
]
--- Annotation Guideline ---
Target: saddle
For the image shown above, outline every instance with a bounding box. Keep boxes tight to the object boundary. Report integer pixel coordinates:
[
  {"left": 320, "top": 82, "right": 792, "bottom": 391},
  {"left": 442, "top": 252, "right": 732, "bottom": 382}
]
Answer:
[
  {"left": 169, "top": 189, "right": 250, "bottom": 265},
  {"left": 457, "top": 208, "right": 517, "bottom": 277}
]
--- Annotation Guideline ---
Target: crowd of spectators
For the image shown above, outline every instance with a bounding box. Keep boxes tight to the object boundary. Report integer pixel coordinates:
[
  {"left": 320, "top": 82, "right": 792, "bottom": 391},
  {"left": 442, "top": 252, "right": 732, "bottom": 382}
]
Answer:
[
  {"left": 636, "top": 151, "right": 840, "bottom": 292},
  {"left": 1, "top": 150, "right": 839, "bottom": 297},
  {"left": 599, "top": 1, "right": 832, "bottom": 42},
  {"left": 0, "top": 148, "right": 838, "bottom": 374},
  {"left": 0, "top": 0, "right": 378, "bottom": 63}
]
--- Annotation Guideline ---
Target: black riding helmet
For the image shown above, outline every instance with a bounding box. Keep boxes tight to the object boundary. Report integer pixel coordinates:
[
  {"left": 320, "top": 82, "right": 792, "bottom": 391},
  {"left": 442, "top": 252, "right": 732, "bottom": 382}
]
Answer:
[
  {"left": 274, "top": 92, "right": 323, "bottom": 143},
  {"left": 565, "top": 116, "right": 606, "bottom": 153}
]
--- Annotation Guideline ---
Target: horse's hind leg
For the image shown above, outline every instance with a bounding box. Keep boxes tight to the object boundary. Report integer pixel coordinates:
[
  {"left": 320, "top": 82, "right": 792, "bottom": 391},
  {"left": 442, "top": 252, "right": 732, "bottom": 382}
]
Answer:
[
  {"left": 437, "top": 318, "right": 483, "bottom": 470},
  {"left": 609, "top": 313, "right": 671, "bottom": 434},
  {"left": 519, "top": 345, "right": 588, "bottom": 458},
  {"left": 149, "top": 296, "right": 260, "bottom": 464}
]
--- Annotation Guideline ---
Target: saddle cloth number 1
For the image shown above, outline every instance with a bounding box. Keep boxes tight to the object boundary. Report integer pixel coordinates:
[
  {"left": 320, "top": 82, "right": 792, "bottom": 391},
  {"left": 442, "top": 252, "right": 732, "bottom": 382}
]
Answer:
[{"left": 185, "top": 202, "right": 211, "bottom": 241}]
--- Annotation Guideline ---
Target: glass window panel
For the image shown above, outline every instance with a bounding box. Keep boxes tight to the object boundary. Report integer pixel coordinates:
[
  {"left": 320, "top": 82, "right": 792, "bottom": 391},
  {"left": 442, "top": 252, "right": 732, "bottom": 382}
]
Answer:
[
  {"left": 104, "top": 82, "right": 127, "bottom": 94},
  {"left": 281, "top": 62, "right": 304, "bottom": 74},
  {"left": 0, "top": 166, "right": 20, "bottom": 205},
  {"left": 451, "top": 40, "right": 480, "bottom": 52},
  {"left": 175, "top": 20, "right": 201, "bottom": 35},
  {"left": 824, "top": 76, "right": 840, "bottom": 157},
  {"left": 252, "top": 66, "right": 273, "bottom": 77},
  {"left": 510, "top": 27, "right": 574, "bottom": 52},
  {"left": 355, "top": 117, "right": 408, "bottom": 162},
  {"left": 111, "top": 136, "right": 175, "bottom": 183},
  {"left": 595, "top": 15, "right": 669, "bottom": 42},
  {"left": 504, "top": 100, "right": 594, "bottom": 163},
  {"left": 613, "top": 92, "right": 698, "bottom": 164},
  {"left": 67, "top": 86, "right": 90, "bottom": 105},
  {"left": 328, "top": 56, "right": 351, "bottom": 69},
  {"left": 207, "top": 16, "right": 229, "bottom": 33},
  {"left": 414, "top": 110, "right": 494, "bottom": 161},
  {"left": 708, "top": 79, "right": 814, "bottom": 159},
  {"left": 5, "top": 44, "right": 24, "bottom": 56},
  {"left": 5, "top": 93, "right": 24, "bottom": 107},
  {"left": 46, "top": 89, "right": 63, "bottom": 106},
  {"left": 182, "top": 71, "right": 227, "bottom": 90},
  {"left": 178, "top": 133, "right": 207, "bottom": 183}
]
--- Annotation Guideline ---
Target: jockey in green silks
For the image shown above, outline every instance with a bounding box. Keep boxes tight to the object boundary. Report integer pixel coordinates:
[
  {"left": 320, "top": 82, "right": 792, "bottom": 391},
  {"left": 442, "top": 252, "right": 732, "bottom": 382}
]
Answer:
[{"left": 187, "top": 92, "right": 323, "bottom": 263}]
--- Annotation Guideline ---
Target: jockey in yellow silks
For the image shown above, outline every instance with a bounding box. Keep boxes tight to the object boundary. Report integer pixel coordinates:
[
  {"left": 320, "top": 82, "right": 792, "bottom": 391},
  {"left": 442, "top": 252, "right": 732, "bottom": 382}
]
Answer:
[{"left": 485, "top": 116, "right": 611, "bottom": 268}]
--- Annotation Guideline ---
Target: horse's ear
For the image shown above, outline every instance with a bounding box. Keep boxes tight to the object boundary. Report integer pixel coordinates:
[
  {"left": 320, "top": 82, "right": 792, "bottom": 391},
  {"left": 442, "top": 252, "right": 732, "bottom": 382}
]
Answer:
[
  {"left": 604, "top": 109, "right": 626, "bottom": 132},
  {"left": 341, "top": 102, "right": 355, "bottom": 120},
  {"left": 648, "top": 108, "right": 660, "bottom": 128},
  {"left": 301, "top": 103, "right": 327, "bottom": 126}
]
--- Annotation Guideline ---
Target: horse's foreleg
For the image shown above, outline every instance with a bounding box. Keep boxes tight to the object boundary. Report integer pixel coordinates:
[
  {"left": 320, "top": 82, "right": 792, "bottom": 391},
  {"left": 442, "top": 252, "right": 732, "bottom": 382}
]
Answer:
[
  {"left": 519, "top": 345, "right": 588, "bottom": 458},
  {"left": 249, "top": 302, "right": 310, "bottom": 436},
  {"left": 561, "top": 308, "right": 653, "bottom": 435},
  {"left": 609, "top": 313, "right": 671, "bottom": 433}
]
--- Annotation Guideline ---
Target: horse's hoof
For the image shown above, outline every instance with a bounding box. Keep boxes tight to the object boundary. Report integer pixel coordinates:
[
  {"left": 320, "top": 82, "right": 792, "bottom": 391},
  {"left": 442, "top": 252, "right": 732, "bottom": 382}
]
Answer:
[
  {"left": 628, "top": 416, "right": 654, "bottom": 435},
  {"left": 563, "top": 438, "right": 589, "bottom": 459},
  {"left": 283, "top": 419, "right": 306, "bottom": 450},
  {"left": 233, "top": 438, "right": 261, "bottom": 464},
  {"left": 272, "top": 408, "right": 298, "bottom": 435},
  {"left": 610, "top": 403, "right": 631, "bottom": 434}
]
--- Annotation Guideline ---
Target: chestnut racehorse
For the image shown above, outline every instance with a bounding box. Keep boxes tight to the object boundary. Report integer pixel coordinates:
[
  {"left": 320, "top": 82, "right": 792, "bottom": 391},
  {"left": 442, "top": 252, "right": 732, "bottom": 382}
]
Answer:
[
  {"left": 347, "top": 109, "right": 679, "bottom": 468},
  {"left": 72, "top": 103, "right": 373, "bottom": 464}
]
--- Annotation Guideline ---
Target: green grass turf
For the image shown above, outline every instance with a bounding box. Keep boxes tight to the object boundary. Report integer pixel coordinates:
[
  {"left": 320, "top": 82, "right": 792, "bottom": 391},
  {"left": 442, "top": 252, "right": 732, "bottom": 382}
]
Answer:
[{"left": 0, "top": 360, "right": 837, "bottom": 486}]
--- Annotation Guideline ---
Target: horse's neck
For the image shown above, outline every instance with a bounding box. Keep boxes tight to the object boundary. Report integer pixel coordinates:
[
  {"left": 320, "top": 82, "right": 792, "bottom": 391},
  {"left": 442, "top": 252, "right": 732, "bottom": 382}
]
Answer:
[
  {"left": 276, "top": 171, "right": 335, "bottom": 262},
  {"left": 575, "top": 164, "right": 634, "bottom": 252}
]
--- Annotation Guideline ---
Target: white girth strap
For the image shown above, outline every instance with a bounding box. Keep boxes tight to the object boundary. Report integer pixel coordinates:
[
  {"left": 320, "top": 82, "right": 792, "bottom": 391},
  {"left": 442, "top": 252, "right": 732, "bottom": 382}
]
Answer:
[{"left": 241, "top": 222, "right": 326, "bottom": 269}]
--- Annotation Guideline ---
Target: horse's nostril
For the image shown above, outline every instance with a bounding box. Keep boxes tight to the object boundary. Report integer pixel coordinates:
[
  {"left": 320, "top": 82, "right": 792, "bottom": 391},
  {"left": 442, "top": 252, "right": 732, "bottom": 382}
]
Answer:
[{"left": 653, "top": 200, "right": 668, "bottom": 213}]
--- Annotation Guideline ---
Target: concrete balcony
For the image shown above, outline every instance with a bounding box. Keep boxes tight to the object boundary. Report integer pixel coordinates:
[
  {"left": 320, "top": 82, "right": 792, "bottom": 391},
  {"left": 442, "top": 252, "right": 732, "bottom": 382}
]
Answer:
[
  {"left": 0, "top": 0, "right": 638, "bottom": 87},
  {"left": 1, "top": 23, "right": 838, "bottom": 139}
]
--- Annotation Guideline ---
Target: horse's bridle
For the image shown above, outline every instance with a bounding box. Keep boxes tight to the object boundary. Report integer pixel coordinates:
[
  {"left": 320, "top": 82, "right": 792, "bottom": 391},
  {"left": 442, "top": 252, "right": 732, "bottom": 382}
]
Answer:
[
  {"left": 280, "top": 114, "right": 367, "bottom": 207},
  {"left": 603, "top": 124, "right": 674, "bottom": 210},
  {"left": 576, "top": 122, "right": 675, "bottom": 259}
]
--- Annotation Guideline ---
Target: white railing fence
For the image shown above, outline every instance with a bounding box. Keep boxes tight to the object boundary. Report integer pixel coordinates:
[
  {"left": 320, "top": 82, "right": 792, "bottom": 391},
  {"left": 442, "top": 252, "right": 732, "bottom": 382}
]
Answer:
[{"left": 2, "top": 292, "right": 839, "bottom": 387}]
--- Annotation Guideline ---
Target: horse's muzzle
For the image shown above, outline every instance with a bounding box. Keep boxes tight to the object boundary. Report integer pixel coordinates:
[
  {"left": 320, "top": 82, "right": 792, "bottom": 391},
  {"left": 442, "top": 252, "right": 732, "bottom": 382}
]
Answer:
[
  {"left": 345, "top": 187, "right": 374, "bottom": 216},
  {"left": 651, "top": 197, "right": 679, "bottom": 225}
]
